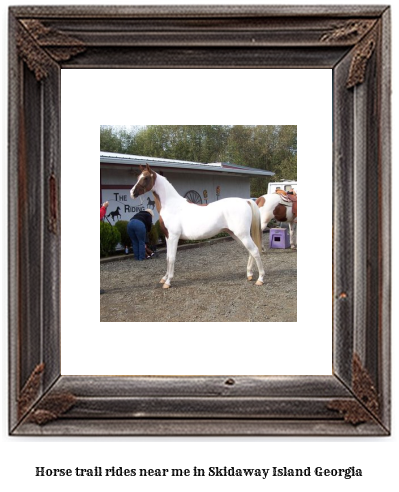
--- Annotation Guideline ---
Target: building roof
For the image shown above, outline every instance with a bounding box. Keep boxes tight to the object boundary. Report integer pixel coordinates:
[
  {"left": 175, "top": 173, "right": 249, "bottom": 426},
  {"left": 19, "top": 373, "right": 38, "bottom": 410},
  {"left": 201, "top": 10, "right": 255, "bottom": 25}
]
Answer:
[{"left": 100, "top": 152, "right": 274, "bottom": 177}]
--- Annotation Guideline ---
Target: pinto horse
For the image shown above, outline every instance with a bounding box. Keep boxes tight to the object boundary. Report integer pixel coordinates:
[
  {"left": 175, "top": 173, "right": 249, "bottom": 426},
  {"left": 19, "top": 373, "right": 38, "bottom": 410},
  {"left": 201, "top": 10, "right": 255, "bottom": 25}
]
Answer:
[
  {"left": 131, "top": 164, "right": 265, "bottom": 288},
  {"left": 256, "top": 193, "right": 297, "bottom": 249}
]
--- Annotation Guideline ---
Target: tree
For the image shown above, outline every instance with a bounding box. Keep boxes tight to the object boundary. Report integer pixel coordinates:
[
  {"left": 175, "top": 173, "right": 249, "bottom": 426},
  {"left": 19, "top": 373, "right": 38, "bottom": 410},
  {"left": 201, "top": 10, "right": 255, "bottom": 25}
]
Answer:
[
  {"left": 100, "top": 125, "right": 141, "bottom": 153},
  {"left": 100, "top": 125, "right": 297, "bottom": 196}
]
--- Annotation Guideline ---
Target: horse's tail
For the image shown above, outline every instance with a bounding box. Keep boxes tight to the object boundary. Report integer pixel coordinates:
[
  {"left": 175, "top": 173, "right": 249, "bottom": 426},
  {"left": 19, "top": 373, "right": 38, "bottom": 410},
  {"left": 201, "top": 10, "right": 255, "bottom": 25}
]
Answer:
[{"left": 248, "top": 200, "right": 262, "bottom": 253}]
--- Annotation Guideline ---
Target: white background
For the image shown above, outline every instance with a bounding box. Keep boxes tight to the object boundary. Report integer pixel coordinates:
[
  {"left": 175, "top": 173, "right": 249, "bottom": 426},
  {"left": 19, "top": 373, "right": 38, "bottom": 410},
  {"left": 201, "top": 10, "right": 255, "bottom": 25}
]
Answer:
[
  {"left": 1, "top": 1, "right": 397, "bottom": 492},
  {"left": 61, "top": 68, "right": 332, "bottom": 376}
]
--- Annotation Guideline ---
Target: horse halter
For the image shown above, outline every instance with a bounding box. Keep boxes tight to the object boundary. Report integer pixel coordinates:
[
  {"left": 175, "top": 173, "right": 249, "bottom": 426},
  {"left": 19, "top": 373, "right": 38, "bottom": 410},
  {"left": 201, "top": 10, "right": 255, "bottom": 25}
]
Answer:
[{"left": 132, "top": 171, "right": 155, "bottom": 198}]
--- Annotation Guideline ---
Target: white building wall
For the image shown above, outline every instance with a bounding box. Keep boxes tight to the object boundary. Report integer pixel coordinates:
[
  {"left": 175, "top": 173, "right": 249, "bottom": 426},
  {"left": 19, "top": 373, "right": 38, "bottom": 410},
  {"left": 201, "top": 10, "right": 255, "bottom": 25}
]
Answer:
[{"left": 101, "top": 168, "right": 133, "bottom": 186}]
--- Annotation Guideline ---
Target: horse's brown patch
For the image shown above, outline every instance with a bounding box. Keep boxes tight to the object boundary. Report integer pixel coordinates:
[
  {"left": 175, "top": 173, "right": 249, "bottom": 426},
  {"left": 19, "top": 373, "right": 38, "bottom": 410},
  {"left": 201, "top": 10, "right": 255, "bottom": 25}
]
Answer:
[
  {"left": 273, "top": 204, "right": 288, "bottom": 222},
  {"left": 152, "top": 190, "right": 168, "bottom": 237},
  {"left": 256, "top": 196, "right": 265, "bottom": 208},
  {"left": 152, "top": 191, "right": 162, "bottom": 214},
  {"left": 159, "top": 215, "right": 169, "bottom": 239}
]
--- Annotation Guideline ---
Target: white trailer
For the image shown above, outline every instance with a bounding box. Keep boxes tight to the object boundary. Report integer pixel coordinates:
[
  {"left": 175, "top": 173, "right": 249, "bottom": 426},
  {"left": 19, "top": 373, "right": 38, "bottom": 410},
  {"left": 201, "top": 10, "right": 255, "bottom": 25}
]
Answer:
[{"left": 267, "top": 180, "right": 297, "bottom": 194}]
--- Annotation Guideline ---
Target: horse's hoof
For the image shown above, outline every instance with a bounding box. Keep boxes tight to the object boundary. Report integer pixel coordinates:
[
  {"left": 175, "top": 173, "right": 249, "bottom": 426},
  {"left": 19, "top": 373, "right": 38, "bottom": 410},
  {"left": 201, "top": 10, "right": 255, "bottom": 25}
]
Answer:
[
  {"left": 159, "top": 278, "right": 166, "bottom": 284},
  {"left": 163, "top": 283, "right": 171, "bottom": 289},
  {"left": 255, "top": 280, "right": 264, "bottom": 286},
  {"left": 247, "top": 276, "right": 253, "bottom": 282}
]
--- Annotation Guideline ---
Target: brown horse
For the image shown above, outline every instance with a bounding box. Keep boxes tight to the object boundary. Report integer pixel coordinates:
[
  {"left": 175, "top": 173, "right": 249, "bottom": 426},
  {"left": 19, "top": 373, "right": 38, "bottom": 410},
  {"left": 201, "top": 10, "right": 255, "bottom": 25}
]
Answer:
[{"left": 256, "top": 193, "right": 297, "bottom": 249}]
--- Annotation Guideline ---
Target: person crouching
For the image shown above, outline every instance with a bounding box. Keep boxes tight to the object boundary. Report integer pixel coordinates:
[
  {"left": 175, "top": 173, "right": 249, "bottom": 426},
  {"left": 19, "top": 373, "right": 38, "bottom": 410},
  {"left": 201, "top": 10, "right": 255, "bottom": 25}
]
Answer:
[{"left": 127, "top": 209, "right": 154, "bottom": 261}]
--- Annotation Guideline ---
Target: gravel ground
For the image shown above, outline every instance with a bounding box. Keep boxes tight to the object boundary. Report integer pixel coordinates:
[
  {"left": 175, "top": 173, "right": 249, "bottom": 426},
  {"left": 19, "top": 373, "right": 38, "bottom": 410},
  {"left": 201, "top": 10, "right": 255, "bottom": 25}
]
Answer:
[{"left": 100, "top": 235, "right": 297, "bottom": 323}]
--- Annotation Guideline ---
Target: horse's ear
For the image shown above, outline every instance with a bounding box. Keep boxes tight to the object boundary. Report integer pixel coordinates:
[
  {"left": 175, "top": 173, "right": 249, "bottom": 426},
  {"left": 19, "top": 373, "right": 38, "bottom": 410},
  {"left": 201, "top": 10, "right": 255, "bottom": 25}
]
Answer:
[
  {"left": 139, "top": 165, "right": 145, "bottom": 171},
  {"left": 146, "top": 163, "right": 152, "bottom": 172}
]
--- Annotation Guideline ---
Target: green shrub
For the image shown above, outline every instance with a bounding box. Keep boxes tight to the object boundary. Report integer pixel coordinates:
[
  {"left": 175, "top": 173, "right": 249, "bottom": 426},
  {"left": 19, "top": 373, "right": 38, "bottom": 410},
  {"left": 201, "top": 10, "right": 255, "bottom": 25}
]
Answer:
[
  {"left": 148, "top": 223, "right": 159, "bottom": 246},
  {"left": 100, "top": 221, "right": 121, "bottom": 257},
  {"left": 153, "top": 220, "right": 165, "bottom": 243},
  {"left": 114, "top": 220, "right": 130, "bottom": 247}
]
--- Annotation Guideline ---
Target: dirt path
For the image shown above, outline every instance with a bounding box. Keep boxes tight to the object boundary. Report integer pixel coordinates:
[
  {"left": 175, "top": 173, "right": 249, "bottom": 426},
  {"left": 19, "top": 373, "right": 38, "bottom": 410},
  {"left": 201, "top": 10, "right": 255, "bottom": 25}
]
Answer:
[{"left": 100, "top": 237, "right": 297, "bottom": 322}]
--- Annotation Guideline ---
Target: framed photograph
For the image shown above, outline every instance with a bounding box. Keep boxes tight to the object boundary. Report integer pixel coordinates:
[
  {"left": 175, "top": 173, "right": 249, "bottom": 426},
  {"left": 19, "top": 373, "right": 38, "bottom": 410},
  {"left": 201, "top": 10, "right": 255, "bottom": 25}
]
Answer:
[{"left": 9, "top": 5, "right": 391, "bottom": 435}]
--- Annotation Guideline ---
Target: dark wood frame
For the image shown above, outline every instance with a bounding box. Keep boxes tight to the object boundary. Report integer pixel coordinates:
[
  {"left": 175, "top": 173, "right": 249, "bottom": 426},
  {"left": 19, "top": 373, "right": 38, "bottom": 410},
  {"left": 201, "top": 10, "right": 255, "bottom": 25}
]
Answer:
[{"left": 9, "top": 5, "right": 391, "bottom": 436}]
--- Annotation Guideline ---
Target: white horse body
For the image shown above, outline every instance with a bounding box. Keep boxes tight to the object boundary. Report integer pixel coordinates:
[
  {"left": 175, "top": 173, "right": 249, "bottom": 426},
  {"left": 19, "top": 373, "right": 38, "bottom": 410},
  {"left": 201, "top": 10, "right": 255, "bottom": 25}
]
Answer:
[
  {"left": 131, "top": 164, "right": 265, "bottom": 288},
  {"left": 257, "top": 193, "right": 297, "bottom": 248},
  {"left": 165, "top": 198, "right": 253, "bottom": 241}
]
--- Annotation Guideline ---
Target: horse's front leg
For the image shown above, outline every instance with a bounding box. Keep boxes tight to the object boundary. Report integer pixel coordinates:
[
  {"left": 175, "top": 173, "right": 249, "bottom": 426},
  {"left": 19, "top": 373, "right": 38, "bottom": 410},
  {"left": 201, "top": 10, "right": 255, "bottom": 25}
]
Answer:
[
  {"left": 160, "top": 238, "right": 167, "bottom": 283},
  {"left": 160, "top": 236, "right": 169, "bottom": 284},
  {"left": 260, "top": 209, "right": 271, "bottom": 253},
  {"left": 160, "top": 234, "right": 179, "bottom": 289},
  {"left": 289, "top": 221, "right": 296, "bottom": 249}
]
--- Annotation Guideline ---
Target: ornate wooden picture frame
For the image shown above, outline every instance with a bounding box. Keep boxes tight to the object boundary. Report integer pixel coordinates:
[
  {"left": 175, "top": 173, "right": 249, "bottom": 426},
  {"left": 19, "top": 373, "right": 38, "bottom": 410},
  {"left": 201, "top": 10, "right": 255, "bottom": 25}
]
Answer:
[{"left": 8, "top": 5, "right": 391, "bottom": 435}]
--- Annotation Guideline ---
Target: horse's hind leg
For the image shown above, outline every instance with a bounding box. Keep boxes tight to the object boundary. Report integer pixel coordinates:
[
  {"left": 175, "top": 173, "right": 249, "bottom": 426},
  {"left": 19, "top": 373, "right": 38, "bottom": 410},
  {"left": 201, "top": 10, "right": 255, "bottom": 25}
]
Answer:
[
  {"left": 247, "top": 254, "right": 256, "bottom": 282},
  {"left": 226, "top": 230, "right": 262, "bottom": 283},
  {"left": 226, "top": 230, "right": 254, "bottom": 281},
  {"left": 237, "top": 234, "right": 265, "bottom": 285}
]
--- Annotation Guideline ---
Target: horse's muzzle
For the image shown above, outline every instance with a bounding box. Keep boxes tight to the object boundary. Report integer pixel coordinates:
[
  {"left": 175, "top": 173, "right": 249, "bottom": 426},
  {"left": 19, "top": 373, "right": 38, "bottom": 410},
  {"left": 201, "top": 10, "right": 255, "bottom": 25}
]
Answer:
[{"left": 131, "top": 184, "right": 145, "bottom": 199}]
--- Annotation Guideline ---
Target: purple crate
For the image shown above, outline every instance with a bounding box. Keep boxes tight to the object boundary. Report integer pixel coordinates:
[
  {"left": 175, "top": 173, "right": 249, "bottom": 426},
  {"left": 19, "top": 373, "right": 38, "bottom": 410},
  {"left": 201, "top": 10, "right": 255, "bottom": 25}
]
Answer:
[{"left": 269, "top": 228, "right": 290, "bottom": 249}]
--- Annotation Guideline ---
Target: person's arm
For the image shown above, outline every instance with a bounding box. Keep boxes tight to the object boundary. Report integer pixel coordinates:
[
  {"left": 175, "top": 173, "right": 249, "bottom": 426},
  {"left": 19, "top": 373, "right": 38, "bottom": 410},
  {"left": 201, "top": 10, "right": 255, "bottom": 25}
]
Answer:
[{"left": 100, "top": 201, "right": 109, "bottom": 220}]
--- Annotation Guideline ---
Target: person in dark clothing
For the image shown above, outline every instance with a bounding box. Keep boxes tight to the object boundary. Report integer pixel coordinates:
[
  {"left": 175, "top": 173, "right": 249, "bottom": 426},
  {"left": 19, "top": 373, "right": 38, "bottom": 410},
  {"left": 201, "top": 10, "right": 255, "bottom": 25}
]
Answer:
[
  {"left": 100, "top": 201, "right": 109, "bottom": 295},
  {"left": 127, "top": 209, "right": 154, "bottom": 261}
]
